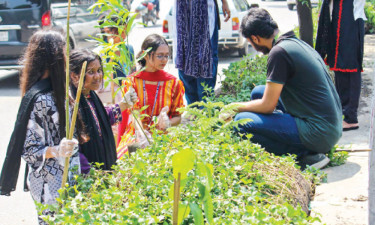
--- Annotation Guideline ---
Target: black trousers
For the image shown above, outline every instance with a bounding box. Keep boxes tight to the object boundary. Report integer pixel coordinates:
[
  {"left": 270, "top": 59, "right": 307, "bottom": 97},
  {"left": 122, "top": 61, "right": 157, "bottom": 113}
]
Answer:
[{"left": 334, "top": 71, "right": 361, "bottom": 124}]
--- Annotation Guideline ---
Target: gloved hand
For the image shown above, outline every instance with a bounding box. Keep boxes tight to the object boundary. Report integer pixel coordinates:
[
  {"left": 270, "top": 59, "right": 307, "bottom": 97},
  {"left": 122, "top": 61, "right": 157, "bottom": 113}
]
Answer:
[
  {"left": 219, "top": 104, "right": 239, "bottom": 121},
  {"left": 156, "top": 106, "right": 171, "bottom": 131},
  {"left": 122, "top": 87, "right": 138, "bottom": 107},
  {"left": 135, "top": 129, "right": 152, "bottom": 149},
  {"left": 50, "top": 138, "right": 79, "bottom": 166},
  {"left": 218, "top": 111, "right": 235, "bottom": 121}
]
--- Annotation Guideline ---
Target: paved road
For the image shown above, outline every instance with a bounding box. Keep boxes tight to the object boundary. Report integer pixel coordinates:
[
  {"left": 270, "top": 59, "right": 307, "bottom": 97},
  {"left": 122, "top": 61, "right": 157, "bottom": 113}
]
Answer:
[{"left": 0, "top": 1, "right": 298, "bottom": 224}]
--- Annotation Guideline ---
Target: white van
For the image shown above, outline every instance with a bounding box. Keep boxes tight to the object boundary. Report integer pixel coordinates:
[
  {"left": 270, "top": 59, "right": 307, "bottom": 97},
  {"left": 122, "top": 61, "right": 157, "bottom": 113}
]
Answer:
[{"left": 162, "top": 0, "right": 259, "bottom": 57}]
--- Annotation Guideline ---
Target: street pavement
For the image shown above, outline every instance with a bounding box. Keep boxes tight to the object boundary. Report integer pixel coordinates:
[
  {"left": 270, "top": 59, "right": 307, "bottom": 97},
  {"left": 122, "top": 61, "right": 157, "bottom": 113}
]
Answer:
[
  {"left": 0, "top": 1, "right": 300, "bottom": 224},
  {"left": 310, "top": 34, "right": 375, "bottom": 225}
]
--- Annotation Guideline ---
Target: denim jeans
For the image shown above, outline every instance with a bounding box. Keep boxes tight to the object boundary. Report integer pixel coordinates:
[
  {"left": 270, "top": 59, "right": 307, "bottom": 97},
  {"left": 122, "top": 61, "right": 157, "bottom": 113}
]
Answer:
[
  {"left": 178, "top": 22, "right": 219, "bottom": 105},
  {"left": 234, "top": 85, "right": 311, "bottom": 158}
]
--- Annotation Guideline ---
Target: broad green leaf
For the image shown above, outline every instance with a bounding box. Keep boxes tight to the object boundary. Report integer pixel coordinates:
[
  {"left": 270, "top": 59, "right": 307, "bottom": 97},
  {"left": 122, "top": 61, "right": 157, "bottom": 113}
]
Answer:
[
  {"left": 197, "top": 182, "right": 206, "bottom": 201},
  {"left": 126, "top": 14, "right": 137, "bottom": 34},
  {"left": 196, "top": 162, "right": 206, "bottom": 177},
  {"left": 178, "top": 203, "right": 190, "bottom": 225},
  {"left": 206, "top": 163, "right": 214, "bottom": 190},
  {"left": 203, "top": 192, "right": 214, "bottom": 224},
  {"left": 135, "top": 47, "right": 152, "bottom": 62},
  {"left": 140, "top": 105, "right": 149, "bottom": 112},
  {"left": 172, "top": 149, "right": 195, "bottom": 180},
  {"left": 189, "top": 202, "right": 204, "bottom": 225},
  {"left": 196, "top": 162, "right": 214, "bottom": 191}
]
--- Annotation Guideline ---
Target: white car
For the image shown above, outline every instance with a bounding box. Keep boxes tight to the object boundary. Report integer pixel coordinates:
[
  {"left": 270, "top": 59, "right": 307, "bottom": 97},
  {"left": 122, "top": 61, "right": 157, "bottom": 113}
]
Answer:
[
  {"left": 162, "top": 0, "right": 259, "bottom": 57},
  {"left": 287, "top": 0, "right": 319, "bottom": 11}
]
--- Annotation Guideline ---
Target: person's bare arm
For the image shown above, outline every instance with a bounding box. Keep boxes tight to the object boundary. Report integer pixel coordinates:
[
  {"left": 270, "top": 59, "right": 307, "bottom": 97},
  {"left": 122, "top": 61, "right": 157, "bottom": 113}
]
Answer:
[
  {"left": 221, "top": 0, "right": 231, "bottom": 22},
  {"left": 170, "top": 115, "right": 181, "bottom": 126},
  {"left": 118, "top": 101, "right": 132, "bottom": 111},
  {"left": 234, "top": 82, "right": 283, "bottom": 114}
]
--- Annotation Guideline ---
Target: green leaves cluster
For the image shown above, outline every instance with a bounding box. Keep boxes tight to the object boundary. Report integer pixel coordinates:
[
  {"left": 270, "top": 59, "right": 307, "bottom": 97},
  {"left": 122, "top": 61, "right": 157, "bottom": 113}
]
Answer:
[
  {"left": 365, "top": 1, "right": 375, "bottom": 34},
  {"left": 326, "top": 145, "right": 349, "bottom": 167},
  {"left": 214, "top": 55, "right": 267, "bottom": 104},
  {"left": 41, "top": 102, "right": 319, "bottom": 224},
  {"left": 89, "top": 0, "right": 140, "bottom": 92}
]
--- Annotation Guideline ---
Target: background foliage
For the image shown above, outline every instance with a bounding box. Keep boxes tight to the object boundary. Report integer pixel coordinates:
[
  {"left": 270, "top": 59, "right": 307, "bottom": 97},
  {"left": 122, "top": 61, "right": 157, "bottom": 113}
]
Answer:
[
  {"left": 213, "top": 55, "right": 267, "bottom": 104},
  {"left": 365, "top": 0, "right": 375, "bottom": 34}
]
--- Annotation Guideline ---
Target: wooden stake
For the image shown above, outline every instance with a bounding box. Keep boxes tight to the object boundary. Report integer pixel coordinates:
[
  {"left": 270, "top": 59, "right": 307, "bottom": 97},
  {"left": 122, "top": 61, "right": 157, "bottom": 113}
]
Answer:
[
  {"left": 173, "top": 173, "right": 181, "bottom": 225},
  {"left": 61, "top": 61, "right": 87, "bottom": 188},
  {"left": 65, "top": 0, "right": 72, "bottom": 143},
  {"left": 111, "top": 72, "right": 115, "bottom": 104}
]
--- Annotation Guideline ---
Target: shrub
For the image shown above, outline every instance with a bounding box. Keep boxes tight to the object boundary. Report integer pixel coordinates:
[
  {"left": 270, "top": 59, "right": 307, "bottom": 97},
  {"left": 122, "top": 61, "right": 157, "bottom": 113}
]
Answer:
[
  {"left": 40, "top": 102, "right": 320, "bottom": 224},
  {"left": 214, "top": 55, "right": 267, "bottom": 104}
]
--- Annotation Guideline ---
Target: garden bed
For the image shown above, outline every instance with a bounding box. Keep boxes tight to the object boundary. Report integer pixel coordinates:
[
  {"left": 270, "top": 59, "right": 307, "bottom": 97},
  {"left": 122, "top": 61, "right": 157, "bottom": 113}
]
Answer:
[{"left": 40, "top": 102, "right": 320, "bottom": 224}]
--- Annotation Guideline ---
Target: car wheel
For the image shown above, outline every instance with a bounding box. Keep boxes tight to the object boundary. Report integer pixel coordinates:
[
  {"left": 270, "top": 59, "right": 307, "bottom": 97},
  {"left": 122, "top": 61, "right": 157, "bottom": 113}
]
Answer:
[
  {"left": 151, "top": 12, "right": 157, "bottom": 25},
  {"left": 238, "top": 44, "right": 249, "bottom": 57},
  {"left": 142, "top": 16, "right": 147, "bottom": 27},
  {"left": 288, "top": 4, "right": 294, "bottom": 10}
]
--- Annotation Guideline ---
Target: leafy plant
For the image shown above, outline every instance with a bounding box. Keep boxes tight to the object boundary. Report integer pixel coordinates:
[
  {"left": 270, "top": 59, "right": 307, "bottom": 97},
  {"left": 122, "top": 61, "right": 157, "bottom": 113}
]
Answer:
[
  {"left": 89, "top": 0, "right": 139, "bottom": 89},
  {"left": 365, "top": 2, "right": 375, "bottom": 34},
  {"left": 213, "top": 55, "right": 267, "bottom": 104},
  {"left": 303, "top": 166, "right": 327, "bottom": 186},
  {"left": 40, "top": 101, "right": 320, "bottom": 224},
  {"left": 326, "top": 145, "right": 349, "bottom": 167}
]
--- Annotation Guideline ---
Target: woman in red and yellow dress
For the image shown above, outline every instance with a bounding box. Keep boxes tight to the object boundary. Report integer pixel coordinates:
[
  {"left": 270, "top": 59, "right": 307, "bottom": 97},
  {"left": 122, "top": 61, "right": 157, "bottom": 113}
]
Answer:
[{"left": 117, "top": 34, "right": 185, "bottom": 158}]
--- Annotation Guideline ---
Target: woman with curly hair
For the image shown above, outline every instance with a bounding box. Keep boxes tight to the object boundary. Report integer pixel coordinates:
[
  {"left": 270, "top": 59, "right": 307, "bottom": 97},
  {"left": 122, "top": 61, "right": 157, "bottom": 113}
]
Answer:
[{"left": 0, "top": 30, "right": 86, "bottom": 224}]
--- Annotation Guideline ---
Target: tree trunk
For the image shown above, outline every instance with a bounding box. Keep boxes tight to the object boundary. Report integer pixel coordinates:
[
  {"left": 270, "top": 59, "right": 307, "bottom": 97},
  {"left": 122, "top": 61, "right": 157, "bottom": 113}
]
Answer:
[{"left": 296, "top": 0, "right": 314, "bottom": 47}]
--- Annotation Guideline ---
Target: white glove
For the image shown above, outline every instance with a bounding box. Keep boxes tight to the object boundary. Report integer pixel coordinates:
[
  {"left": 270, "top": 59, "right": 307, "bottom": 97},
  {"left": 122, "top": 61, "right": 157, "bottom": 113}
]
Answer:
[
  {"left": 219, "top": 111, "right": 235, "bottom": 121},
  {"left": 219, "top": 104, "right": 239, "bottom": 121},
  {"left": 156, "top": 106, "right": 171, "bottom": 130},
  {"left": 135, "top": 129, "right": 152, "bottom": 149},
  {"left": 50, "top": 138, "right": 79, "bottom": 166},
  {"left": 122, "top": 87, "right": 138, "bottom": 107}
]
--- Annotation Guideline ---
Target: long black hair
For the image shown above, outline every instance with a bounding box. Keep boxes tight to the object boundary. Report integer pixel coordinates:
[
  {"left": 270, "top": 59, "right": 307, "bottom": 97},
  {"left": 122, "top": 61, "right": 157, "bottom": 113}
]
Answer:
[
  {"left": 69, "top": 49, "right": 117, "bottom": 169},
  {"left": 19, "top": 29, "right": 67, "bottom": 138},
  {"left": 137, "top": 34, "right": 169, "bottom": 67}
]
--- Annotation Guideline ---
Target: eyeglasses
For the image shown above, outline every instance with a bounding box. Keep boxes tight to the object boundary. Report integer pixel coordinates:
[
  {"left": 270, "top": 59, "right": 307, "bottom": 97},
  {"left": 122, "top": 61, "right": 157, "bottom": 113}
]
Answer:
[{"left": 155, "top": 54, "right": 169, "bottom": 60}]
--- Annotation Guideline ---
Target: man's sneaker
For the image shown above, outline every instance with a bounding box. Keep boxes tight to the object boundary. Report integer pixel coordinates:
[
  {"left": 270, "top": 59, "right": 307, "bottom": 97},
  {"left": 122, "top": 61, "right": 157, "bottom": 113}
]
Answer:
[{"left": 299, "top": 153, "right": 330, "bottom": 170}]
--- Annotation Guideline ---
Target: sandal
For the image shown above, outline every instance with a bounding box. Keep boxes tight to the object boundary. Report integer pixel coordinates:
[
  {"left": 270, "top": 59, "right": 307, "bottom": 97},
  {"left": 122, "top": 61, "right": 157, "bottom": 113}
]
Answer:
[{"left": 343, "top": 121, "right": 359, "bottom": 131}]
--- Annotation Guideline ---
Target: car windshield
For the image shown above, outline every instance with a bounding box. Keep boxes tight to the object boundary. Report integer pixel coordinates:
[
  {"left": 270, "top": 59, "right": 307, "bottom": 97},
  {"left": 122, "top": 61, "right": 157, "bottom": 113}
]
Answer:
[
  {"left": 233, "top": 0, "right": 250, "bottom": 12},
  {"left": 0, "top": 0, "right": 41, "bottom": 10},
  {"left": 218, "top": 0, "right": 249, "bottom": 14}
]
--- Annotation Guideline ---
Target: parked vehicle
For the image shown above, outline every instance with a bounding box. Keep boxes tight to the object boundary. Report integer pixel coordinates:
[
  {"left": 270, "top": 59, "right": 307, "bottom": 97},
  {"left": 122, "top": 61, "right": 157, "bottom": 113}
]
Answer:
[
  {"left": 0, "top": 0, "right": 99, "bottom": 70},
  {"left": 123, "top": 0, "right": 133, "bottom": 11},
  {"left": 134, "top": 0, "right": 157, "bottom": 27},
  {"left": 162, "top": 0, "right": 259, "bottom": 57},
  {"left": 287, "top": 0, "right": 319, "bottom": 10}
]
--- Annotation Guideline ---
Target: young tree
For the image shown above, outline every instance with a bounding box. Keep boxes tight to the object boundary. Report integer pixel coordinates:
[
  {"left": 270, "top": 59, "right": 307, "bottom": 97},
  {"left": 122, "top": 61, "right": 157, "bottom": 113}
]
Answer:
[{"left": 296, "top": 0, "right": 313, "bottom": 47}]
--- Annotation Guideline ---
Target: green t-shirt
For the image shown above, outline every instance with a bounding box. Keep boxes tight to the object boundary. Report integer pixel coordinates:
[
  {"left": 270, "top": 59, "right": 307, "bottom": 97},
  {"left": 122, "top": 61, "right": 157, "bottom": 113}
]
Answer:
[{"left": 267, "top": 32, "right": 342, "bottom": 153}]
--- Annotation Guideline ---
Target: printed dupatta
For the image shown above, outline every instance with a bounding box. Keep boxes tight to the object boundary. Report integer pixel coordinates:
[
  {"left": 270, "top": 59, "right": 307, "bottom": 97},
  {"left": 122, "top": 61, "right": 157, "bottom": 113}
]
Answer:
[
  {"left": 0, "top": 79, "right": 51, "bottom": 196},
  {"left": 175, "top": 0, "right": 212, "bottom": 78}
]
